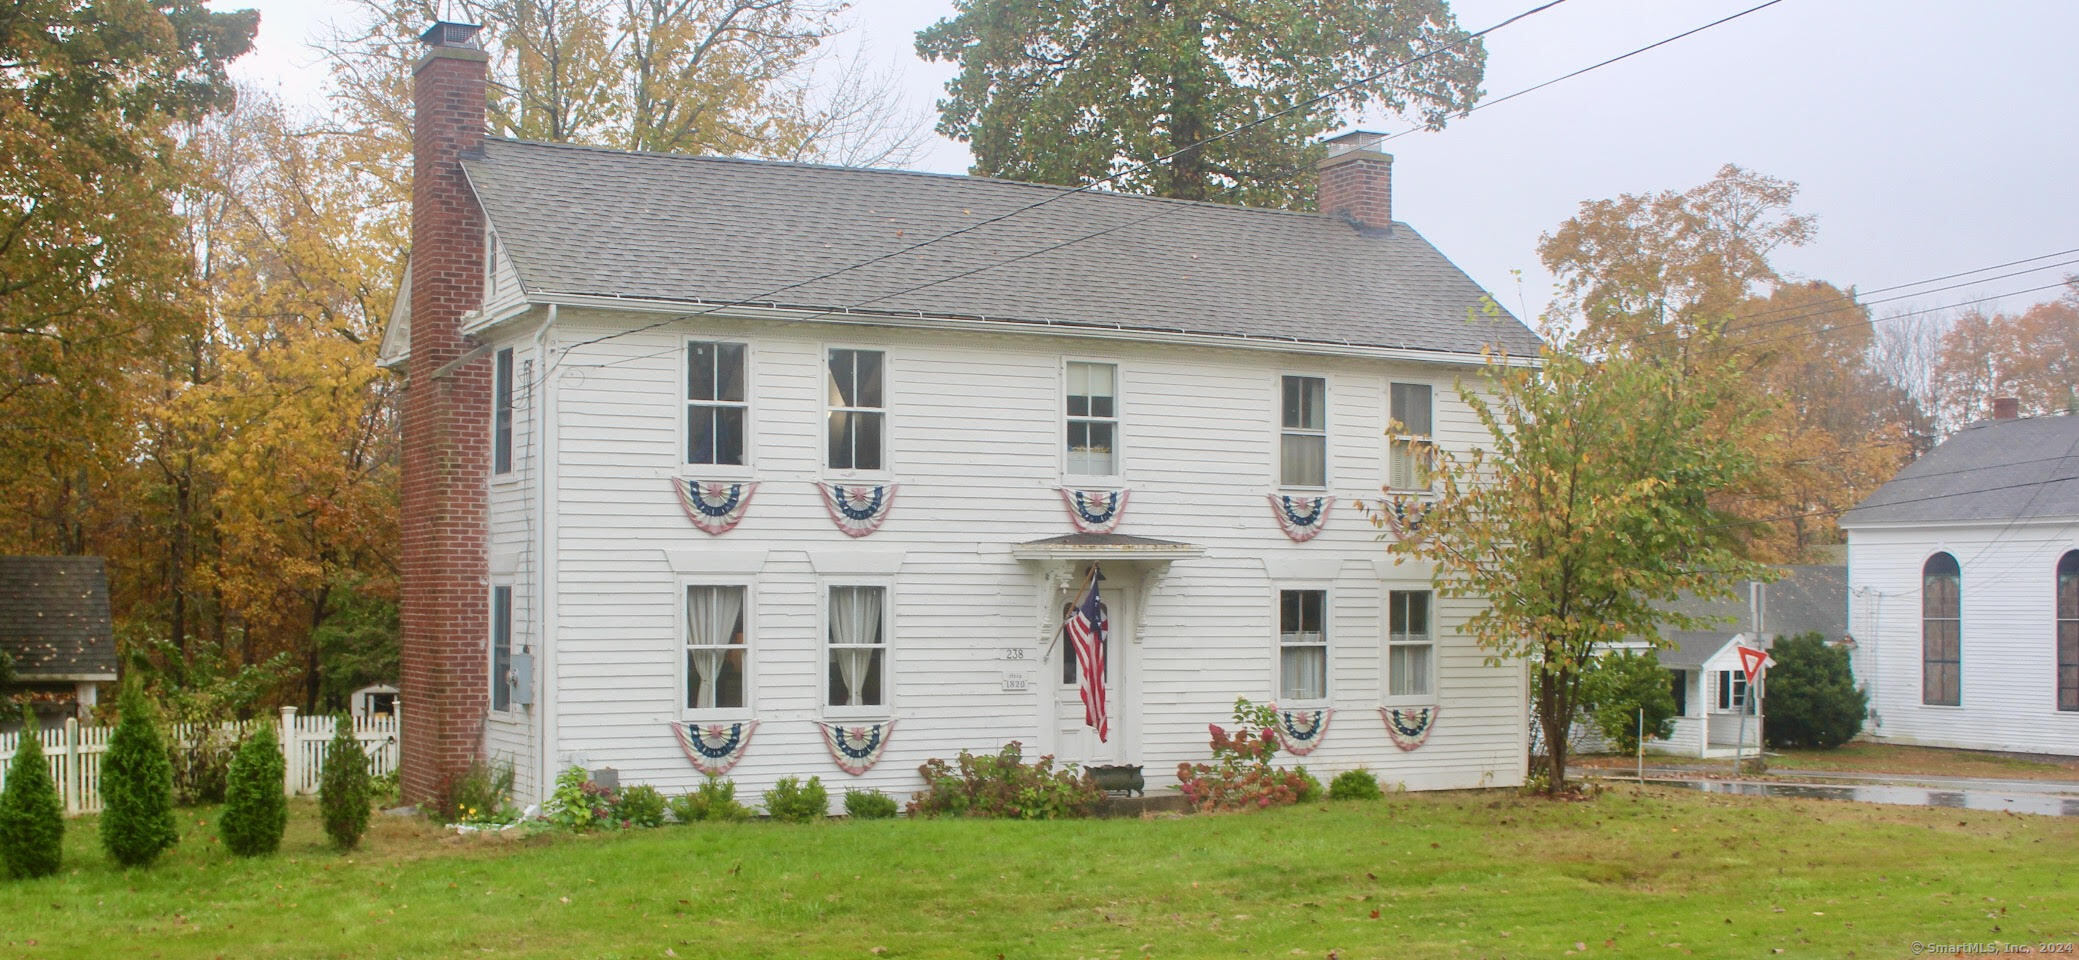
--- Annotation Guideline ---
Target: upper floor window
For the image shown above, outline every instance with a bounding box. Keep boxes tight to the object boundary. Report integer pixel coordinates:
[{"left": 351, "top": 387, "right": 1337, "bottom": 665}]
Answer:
[
  {"left": 1387, "top": 589, "right": 1433, "bottom": 698},
  {"left": 686, "top": 585, "right": 747, "bottom": 711},
  {"left": 2058, "top": 551, "right": 2078, "bottom": 713},
  {"left": 1388, "top": 382, "right": 1433, "bottom": 491},
  {"left": 1280, "top": 375, "right": 1327, "bottom": 488},
  {"left": 493, "top": 348, "right": 514, "bottom": 475},
  {"left": 1278, "top": 589, "right": 1327, "bottom": 701},
  {"left": 1923, "top": 552, "right": 1961, "bottom": 706},
  {"left": 1065, "top": 361, "right": 1119, "bottom": 476},
  {"left": 687, "top": 341, "right": 747, "bottom": 466},
  {"left": 484, "top": 228, "right": 500, "bottom": 300},
  {"left": 827, "top": 348, "right": 884, "bottom": 471},
  {"left": 827, "top": 585, "right": 887, "bottom": 709},
  {"left": 490, "top": 584, "right": 514, "bottom": 712}
]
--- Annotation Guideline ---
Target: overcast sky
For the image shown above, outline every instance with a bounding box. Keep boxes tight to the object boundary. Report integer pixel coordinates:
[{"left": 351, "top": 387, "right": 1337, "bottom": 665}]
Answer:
[{"left": 217, "top": 0, "right": 2079, "bottom": 326}]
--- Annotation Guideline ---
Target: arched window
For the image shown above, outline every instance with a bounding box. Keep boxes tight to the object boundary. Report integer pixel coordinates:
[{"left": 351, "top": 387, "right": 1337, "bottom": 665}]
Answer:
[
  {"left": 2058, "top": 551, "right": 2078, "bottom": 713},
  {"left": 1922, "top": 553, "right": 1961, "bottom": 706}
]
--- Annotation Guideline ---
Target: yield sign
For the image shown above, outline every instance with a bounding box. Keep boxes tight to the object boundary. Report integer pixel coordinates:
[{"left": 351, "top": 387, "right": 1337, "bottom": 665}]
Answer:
[{"left": 1736, "top": 645, "right": 1773, "bottom": 684}]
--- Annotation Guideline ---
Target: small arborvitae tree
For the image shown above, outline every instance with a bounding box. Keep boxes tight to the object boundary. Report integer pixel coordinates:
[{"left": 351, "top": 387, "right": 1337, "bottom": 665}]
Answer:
[
  {"left": 0, "top": 712, "right": 64, "bottom": 879},
  {"left": 1580, "top": 649, "right": 1680, "bottom": 754},
  {"left": 220, "top": 723, "right": 288, "bottom": 857},
  {"left": 1764, "top": 632, "right": 1868, "bottom": 749},
  {"left": 101, "top": 686, "right": 179, "bottom": 867},
  {"left": 318, "top": 715, "right": 372, "bottom": 851}
]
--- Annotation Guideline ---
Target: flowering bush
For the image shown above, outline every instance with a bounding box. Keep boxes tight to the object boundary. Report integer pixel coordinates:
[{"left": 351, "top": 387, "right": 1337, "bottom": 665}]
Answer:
[
  {"left": 546, "top": 766, "right": 620, "bottom": 832},
  {"left": 1175, "top": 698, "right": 1309, "bottom": 813},
  {"left": 908, "top": 742, "right": 1102, "bottom": 819}
]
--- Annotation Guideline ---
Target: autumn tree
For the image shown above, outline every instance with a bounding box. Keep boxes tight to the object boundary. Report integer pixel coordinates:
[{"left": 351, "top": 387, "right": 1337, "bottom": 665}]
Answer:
[
  {"left": 1375, "top": 329, "right": 1768, "bottom": 795},
  {"left": 1932, "top": 285, "right": 2079, "bottom": 428},
  {"left": 916, "top": 0, "right": 1486, "bottom": 207}
]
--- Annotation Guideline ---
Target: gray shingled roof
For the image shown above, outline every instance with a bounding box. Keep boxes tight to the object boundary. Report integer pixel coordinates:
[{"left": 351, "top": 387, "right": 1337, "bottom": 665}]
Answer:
[
  {"left": 459, "top": 139, "right": 1541, "bottom": 356},
  {"left": 0, "top": 556, "right": 116, "bottom": 680},
  {"left": 1840, "top": 414, "right": 2079, "bottom": 526},
  {"left": 1649, "top": 565, "right": 1847, "bottom": 668}
]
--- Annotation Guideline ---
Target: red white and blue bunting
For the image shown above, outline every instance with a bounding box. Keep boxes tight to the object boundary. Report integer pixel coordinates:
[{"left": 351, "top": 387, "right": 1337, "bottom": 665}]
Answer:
[
  {"left": 1373, "top": 496, "right": 1433, "bottom": 543},
  {"left": 1061, "top": 488, "right": 1129, "bottom": 534},
  {"left": 819, "top": 483, "right": 898, "bottom": 538},
  {"left": 1269, "top": 705, "right": 1333, "bottom": 756},
  {"left": 669, "top": 720, "right": 758, "bottom": 776},
  {"left": 672, "top": 480, "right": 758, "bottom": 535},
  {"left": 818, "top": 719, "right": 896, "bottom": 775},
  {"left": 1380, "top": 706, "right": 1438, "bottom": 751},
  {"left": 1268, "top": 494, "right": 1334, "bottom": 542}
]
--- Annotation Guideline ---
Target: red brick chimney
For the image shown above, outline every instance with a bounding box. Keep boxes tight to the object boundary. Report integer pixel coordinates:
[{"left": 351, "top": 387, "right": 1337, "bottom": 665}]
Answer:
[
  {"left": 400, "top": 21, "right": 491, "bottom": 806},
  {"left": 1317, "top": 131, "right": 1393, "bottom": 234},
  {"left": 1992, "top": 396, "right": 2019, "bottom": 420}
]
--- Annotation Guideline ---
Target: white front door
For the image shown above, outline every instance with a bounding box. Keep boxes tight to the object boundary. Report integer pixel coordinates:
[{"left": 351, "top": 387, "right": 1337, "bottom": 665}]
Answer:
[{"left": 1047, "top": 573, "right": 1133, "bottom": 767}]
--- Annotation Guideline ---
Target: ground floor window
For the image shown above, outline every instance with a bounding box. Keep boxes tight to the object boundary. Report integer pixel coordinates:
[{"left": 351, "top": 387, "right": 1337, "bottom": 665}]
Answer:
[
  {"left": 1278, "top": 589, "right": 1327, "bottom": 701},
  {"left": 1716, "top": 670, "right": 1755, "bottom": 714},
  {"left": 1669, "top": 668, "right": 1687, "bottom": 715},
  {"left": 686, "top": 585, "right": 747, "bottom": 710},
  {"left": 1387, "top": 590, "right": 1433, "bottom": 698},
  {"left": 490, "top": 585, "right": 513, "bottom": 711},
  {"left": 827, "top": 585, "right": 887, "bottom": 708}
]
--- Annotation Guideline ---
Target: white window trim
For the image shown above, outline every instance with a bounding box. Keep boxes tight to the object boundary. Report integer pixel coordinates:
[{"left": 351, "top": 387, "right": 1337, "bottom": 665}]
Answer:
[
  {"left": 1061, "top": 356, "right": 1125, "bottom": 483},
  {"left": 489, "top": 580, "right": 515, "bottom": 714},
  {"left": 1271, "top": 582, "right": 1333, "bottom": 707},
  {"left": 1386, "top": 380, "right": 1437, "bottom": 496},
  {"left": 679, "top": 337, "right": 755, "bottom": 477},
  {"left": 1381, "top": 585, "right": 1436, "bottom": 705},
  {"left": 819, "top": 577, "right": 896, "bottom": 720},
  {"left": 1275, "top": 372, "right": 1331, "bottom": 491},
  {"left": 484, "top": 226, "right": 500, "bottom": 302},
  {"left": 821, "top": 343, "right": 893, "bottom": 479},
  {"left": 491, "top": 346, "right": 518, "bottom": 483},
  {"left": 677, "top": 576, "right": 756, "bottom": 722}
]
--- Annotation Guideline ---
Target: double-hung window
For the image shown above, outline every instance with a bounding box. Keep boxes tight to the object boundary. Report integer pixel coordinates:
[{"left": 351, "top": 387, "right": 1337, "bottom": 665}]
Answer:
[
  {"left": 827, "top": 348, "right": 885, "bottom": 471},
  {"left": 1388, "top": 382, "right": 1433, "bottom": 491},
  {"left": 1923, "top": 552, "right": 1961, "bottom": 706},
  {"left": 1065, "top": 361, "right": 1119, "bottom": 476},
  {"left": 492, "top": 347, "right": 514, "bottom": 476},
  {"left": 1278, "top": 589, "right": 1327, "bottom": 701},
  {"left": 686, "top": 585, "right": 747, "bottom": 711},
  {"left": 2060, "top": 551, "right": 2079, "bottom": 713},
  {"left": 827, "top": 585, "right": 887, "bottom": 709},
  {"left": 1280, "top": 375, "right": 1327, "bottom": 488},
  {"left": 1717, "top": 670, "right": 1752, "bottom": 713},
  {"left": 490, "top": 584, "right": 513, "bottom": 711},
  {"left": 1386, "top": 590, "right": 1433, "bottom": 698},
  {"left": 687, "top": 341, "right": 747, "bottom": 466}
]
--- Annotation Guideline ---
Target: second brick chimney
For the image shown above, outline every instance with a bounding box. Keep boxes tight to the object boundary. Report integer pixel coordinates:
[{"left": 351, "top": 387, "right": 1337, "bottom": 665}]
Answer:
[
  {"left": 399, "top": 21, "right": 492, "bottom": 806},
  {"left": 1317, "top": 130, "right": 1393, "bottom": 234},
  {"left": 1992, "top": 396, "right": 2020, "bottom": 420}
]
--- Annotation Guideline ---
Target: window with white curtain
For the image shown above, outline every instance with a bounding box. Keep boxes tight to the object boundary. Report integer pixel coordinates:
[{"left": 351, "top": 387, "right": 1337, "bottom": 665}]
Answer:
[
  {"left": 1065, "top": 361, "right": 1119, "bottom": 476},
  {"left": 827, "top": 585, "right": 887, "bottom": 708},
  {"left": 685, "top": 585, "right": 747, "bottom": 711},
  {"left": 1280, "top": 375, "right": 1327, "bottom": 488},
  {"left": 1388, "top": 382, "right": 1433, "bottom": 491},
  {"left": 1279, "top": 589, "right": 1327, "bottom": 701},
  {"left": 1387, "top": 590, "right": 1433, "bottom": 698}
]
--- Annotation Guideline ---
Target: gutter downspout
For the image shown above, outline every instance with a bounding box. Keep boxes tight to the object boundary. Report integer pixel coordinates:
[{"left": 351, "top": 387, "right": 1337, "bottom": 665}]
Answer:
[{"left": 533, "top": 303, "right": 559, "bottom": 803}]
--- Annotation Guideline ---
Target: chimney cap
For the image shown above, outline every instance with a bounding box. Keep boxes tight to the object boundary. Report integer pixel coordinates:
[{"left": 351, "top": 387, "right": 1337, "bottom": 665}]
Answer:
[
  {"left": 419, "top": 21, "right": 483, "bottom": 48},
  {"left": 1322, "top": 130, "right": 1388, "bottom": 158}
]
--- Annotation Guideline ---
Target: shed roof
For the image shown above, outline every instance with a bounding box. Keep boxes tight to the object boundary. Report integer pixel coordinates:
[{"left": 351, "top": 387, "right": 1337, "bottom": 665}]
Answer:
[
  {"left": 0, "top": 556, "right": 116, "bottom": 681},
  {"left": 458, "top": 138, "right": 1542, "bottom": 357},
  {"left": 1841, "top": 414, "right": 2079, "bottom": 526}
]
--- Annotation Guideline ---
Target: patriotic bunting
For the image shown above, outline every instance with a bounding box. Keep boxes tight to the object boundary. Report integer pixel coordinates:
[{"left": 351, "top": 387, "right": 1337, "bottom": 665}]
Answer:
[
  {"left": 819, "top": 482, "right": 898, "bottom": 537},
  {"left": 1380, "top": 706, "right": 1438, "bottom": 751},
  {"left": 1062, "top": 488, "right": 1129, "bottom": 534},
  {"left": 672, "top": 480, "right": 758, "bottom": 535},
  {"left": 669, "top": 720, "right": 758, "bottom": 776},
  {"left": 1269, "top": 705, "right": 1333, "bottom": 755},
  {"left": 1374, "top": 496, "right": 1433, "bottom": 543},
  {"left": 1268, "top": 494, "right": 1334, "bottom": 542},
  {"left": 819, "top": 719, "right": 896, "bottom": 775}
]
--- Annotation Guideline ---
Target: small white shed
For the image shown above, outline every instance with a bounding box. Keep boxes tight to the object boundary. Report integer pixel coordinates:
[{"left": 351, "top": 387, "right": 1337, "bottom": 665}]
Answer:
[{"left": 349, "top": 683, "right": 399, "bottom": 720}]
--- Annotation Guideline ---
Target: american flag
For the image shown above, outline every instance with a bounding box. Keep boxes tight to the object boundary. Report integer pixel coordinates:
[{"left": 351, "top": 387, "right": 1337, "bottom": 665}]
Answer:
[{"left": 1066, "top": 563, "right": 1109, "bottom": 741}]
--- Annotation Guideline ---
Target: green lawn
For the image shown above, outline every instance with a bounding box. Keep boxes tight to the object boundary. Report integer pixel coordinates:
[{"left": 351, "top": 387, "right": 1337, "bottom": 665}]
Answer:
[{"left": 4, "top": 786, "right": 2075, "bottom": 959}]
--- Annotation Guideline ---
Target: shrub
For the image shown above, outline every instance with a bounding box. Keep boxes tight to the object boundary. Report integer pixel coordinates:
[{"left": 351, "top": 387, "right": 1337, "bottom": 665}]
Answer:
[
  {"left": 318, "top": 715, "right": 373, "bottom": 851},
  {"left": 762, "top": 776, "right": 829, "bottom": 823},
  {"left": 167, "top": 723, "right": 238, "bottom": 807},
  {"left": 669, "top": 775, "right": 752, "bottom": 823},
  {"left": 1293, "top": 766, "right": 1324, "bottom": 803},
  {"left": 101, "top": 686, "right": 179, "bottom": 867},
  {"left": 1764, "top": 632, "right": 1868, "bottom": 749},
  {"left": 1328, "top": 769, "right": 1383, "bottom": 801},
  {"left": 1580, "top": 649, "right": 1679, "bottom": 754},
  {"left": 908, "top": 742, "right": 1102, "bottom": 819},
  {"left": 220, "top": 723, "right": 288, "bottom": 857},
  {"left": 546, "top": 766, "right": 617, "bottom": 831},
  {"left": 616, "top": 784, "right": 668, "bottom": 828},
  {"left": 844, "top": 789, "right": 899, "bottom": 820},
  {"left": 440, "top": 759, "right": 517, "bottom": 826},
  {"left": 1175, "top": 698, "right": 1309, "bottom": 812},
  {"left": 0, "top": 712, "right": 64, "bottom": 879}
]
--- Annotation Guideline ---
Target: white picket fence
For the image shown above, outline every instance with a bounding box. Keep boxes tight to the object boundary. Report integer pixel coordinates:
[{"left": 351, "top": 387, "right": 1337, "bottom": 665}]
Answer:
[{"left": 0, "top": 707, "right": 399, "bottom": 815}]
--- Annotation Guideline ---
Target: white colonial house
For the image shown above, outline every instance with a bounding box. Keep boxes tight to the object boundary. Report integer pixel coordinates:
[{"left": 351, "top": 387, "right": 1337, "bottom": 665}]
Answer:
[
  {"left": 1840, "top": 403, "right": 2079, "bottom": 757},
  {"left": 383, "top": 23, "right": 1543, "bottom": 807}
]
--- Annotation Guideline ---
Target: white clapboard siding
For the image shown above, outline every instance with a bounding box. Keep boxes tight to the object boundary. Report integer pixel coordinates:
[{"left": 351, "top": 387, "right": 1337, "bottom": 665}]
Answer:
[
  {"left": 1847, "top": 522, "right": 2079, "bottom": 756},
  {"left": 480, "top": 309, "right": 1529, "bottom": 806}
]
